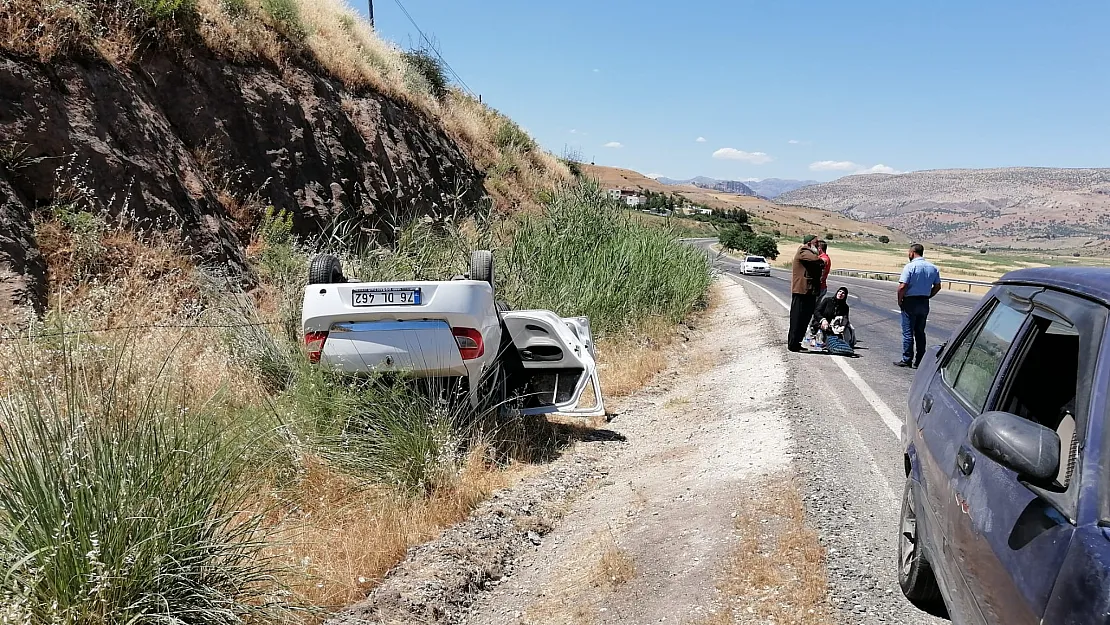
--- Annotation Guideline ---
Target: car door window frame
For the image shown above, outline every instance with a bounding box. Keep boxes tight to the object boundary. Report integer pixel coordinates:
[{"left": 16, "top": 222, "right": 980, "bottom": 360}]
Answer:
[
  {"left": 989, "top": 289, "right": 1107, "bottom": 524},
  {"left": 938, "top": 291, "right": 1033, "bottom": 415}
]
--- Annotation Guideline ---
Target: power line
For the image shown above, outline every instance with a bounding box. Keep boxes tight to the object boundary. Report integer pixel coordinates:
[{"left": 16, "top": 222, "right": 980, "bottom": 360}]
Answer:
[{"left": 389, "top": 0, "right": 477, "bottom": 98}]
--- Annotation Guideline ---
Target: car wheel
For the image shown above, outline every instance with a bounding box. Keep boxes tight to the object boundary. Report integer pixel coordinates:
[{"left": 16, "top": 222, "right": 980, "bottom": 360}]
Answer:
[
  {"left": 308, "top": 254, "right": 346, "bottom": 285},
  {"left": 898, "top": 478, "right": 943, "bottom": 607},
  {"left": 470, "top": 250, "right": 495, "bottom": 291}
]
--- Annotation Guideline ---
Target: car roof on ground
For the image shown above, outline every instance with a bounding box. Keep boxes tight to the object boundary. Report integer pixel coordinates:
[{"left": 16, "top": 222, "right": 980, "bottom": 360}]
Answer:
[{"left": 998, "top": 267, "right": 1110, "bottom": 308}]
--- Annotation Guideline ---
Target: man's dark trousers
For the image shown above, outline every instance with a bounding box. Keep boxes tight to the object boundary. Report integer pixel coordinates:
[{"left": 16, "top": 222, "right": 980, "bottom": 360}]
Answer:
[
  {"left": 789, "top": 293, "right": 818, "bottom": 350},
  {"left": 901, "top": 296, "right": 930, "bottom": 365}
]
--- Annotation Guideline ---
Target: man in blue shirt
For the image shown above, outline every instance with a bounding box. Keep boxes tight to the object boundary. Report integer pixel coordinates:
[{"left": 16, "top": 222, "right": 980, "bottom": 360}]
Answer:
[{"left": 895, "top": 244, "right": 941, "bottom": 368}]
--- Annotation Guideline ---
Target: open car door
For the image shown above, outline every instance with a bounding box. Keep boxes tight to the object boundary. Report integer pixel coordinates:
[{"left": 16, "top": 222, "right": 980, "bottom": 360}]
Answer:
[{"left": 500, "top": 310, "right": 605, "bottom": 418}]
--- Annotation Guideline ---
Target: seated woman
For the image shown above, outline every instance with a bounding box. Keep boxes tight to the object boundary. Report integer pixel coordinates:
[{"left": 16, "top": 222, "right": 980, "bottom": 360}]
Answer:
[{"left": 808, "top": 287, "right": 855, "bottom": 347}]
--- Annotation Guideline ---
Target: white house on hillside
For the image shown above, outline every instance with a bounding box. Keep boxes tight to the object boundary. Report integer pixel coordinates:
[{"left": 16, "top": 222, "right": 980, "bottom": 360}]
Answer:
[{"left": 607, "top": 188, "right": 646, "bottom": 207}]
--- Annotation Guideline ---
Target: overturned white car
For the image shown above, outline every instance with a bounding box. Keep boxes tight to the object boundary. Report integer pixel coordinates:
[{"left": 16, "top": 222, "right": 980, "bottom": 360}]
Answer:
[{"left": 300, "top": 251, "right": 605, "bottom": 417}]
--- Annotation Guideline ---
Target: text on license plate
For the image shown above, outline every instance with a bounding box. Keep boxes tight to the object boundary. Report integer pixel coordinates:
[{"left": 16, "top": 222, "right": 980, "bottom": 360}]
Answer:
[{"left": 352, "top": 288, "right": 422, "bottom": 306}]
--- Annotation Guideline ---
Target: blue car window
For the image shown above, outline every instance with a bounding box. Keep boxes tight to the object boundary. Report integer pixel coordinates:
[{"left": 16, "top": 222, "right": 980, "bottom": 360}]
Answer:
[{"left": 944, "top": 301, "right": 1027, "bottom": 412}]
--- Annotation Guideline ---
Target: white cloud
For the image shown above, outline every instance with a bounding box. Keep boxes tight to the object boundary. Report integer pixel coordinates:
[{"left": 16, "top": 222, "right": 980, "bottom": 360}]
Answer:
[
  {"left": 569, "top": 129, "right": 578, "bottom": 134},
  {"left": 810, "top": 160, "right": 905, "bottom": 175},
  {"left": 695, "top": 136, "right": 707, "bottom": 143},
  {"left": 712, "top": 148, "right": 773, "bottom": 165},
  {"left": 788, "top": 139, "right": 801, "bottom": 144},
  {"left": 592, "top": 68, "right": 601, "bottom": 73},
  {"left": 855, "top": 163, "right": 904, "bottom": 175},
  {"left": 809, "top": 160, "right": 861, "bottom": 171},
  {"left": 604, "top": 141, "right": 624, "bottom": 149}
]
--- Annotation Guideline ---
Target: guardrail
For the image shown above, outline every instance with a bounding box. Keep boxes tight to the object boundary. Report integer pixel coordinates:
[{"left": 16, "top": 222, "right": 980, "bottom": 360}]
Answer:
[{"left": 831, "top": 269, "right": 994, "bottom": 293}]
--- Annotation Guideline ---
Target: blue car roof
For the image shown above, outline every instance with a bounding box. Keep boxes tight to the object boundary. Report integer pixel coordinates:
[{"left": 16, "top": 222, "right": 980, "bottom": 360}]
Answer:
[{"left": 997, "top": 267, "right": 1110, "bottom": 308}]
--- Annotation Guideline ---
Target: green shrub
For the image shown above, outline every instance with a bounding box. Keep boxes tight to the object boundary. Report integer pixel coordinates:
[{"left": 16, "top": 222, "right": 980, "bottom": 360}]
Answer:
[
  {"left": 0, "top": 339, "right": 287, "bottom": 622},
  {"left": 495, "top": 119, "right": 537, "bottom": 152},
  {"left": 878, "top": 235, "right": 890, "bottom": 244},
  {"left": 500, "top": 180, "right": 713, "bottom": 335},
  {"left": 261, "top": 0, "right": 304, "bottom": 39},
  {"left": 401, "top": 49, "right": 449, "bottom": 100},
  {"left": 135, "top": 0, "right": 196, "bottom": 20}
]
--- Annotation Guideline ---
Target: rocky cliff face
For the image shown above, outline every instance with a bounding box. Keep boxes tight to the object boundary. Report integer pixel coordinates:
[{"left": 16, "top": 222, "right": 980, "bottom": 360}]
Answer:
[{"left": 0, "top": 46, "right": 483, "bottom": 319}]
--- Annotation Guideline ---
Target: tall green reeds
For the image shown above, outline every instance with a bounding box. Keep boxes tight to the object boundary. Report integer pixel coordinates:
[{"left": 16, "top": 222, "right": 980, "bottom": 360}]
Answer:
[{"left": 0, "top": 335, "right": 288, "bottom": 623}]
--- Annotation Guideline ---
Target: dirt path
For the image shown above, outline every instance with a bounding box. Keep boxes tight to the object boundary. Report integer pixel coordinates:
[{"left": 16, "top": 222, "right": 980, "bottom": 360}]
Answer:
[{"left": 454, "top": 280, "right": 799, "bottom": 624}]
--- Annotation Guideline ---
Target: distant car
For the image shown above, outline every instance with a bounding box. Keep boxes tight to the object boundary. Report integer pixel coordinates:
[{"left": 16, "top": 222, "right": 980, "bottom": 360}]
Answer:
[
  {"left": 740, "top": 255, "right": 771, "bottom": 276},
  {"left": 899, "top": 267, "right": 1110, "bottom": 625},
  {"left": 300, "top": 251, "right": 604, "bottom": 417}
]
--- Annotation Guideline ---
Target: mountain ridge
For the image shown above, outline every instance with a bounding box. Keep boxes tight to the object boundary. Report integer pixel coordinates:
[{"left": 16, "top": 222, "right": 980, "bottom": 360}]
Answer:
[
  {"left": 656, "top": 176, "right": 817, "bottom": 199},
  {"left": 776, "top": 167, "right": 1110, "bottom": 251}
]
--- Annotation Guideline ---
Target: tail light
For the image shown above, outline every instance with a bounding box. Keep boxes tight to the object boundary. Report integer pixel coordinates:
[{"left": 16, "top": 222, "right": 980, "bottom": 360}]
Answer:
[
  {"left": 452, "top": 327, "right": 484, "bottom": 360},
  {"left": 304, "top": 331, "right": 328, "bottom": 363}
]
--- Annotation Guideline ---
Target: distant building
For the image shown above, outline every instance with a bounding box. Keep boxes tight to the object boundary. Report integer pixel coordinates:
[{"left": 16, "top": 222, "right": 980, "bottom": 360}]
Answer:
[
  {"left": 679, "top": 206, "right": 712, "bottom": 216},
  {"left": 607, "top": 188, "right": 646, "bottom": 207}
]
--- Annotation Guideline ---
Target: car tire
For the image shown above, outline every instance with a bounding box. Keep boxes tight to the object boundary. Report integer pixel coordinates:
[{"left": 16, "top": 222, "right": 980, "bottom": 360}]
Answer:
[
  {"left": 470, "top": 250, "right": 495, "bottom": 290},
  {"left": 308, "top": 254, "right": 346, "bottom": 285},
  {"left": 898, "top": 478, "right": 943, "bottom": 608}
]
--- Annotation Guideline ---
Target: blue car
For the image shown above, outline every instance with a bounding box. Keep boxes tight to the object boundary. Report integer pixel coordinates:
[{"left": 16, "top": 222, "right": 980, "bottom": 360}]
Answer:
[{"left": 899, "top": 267, "right": 1110, "bottom": 624}]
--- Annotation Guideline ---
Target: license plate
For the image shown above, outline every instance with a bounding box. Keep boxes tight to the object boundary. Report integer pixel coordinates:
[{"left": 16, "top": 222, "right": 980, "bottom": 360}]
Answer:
[{"left": 352, "top": 288, "right": 422, "bottom": 307}]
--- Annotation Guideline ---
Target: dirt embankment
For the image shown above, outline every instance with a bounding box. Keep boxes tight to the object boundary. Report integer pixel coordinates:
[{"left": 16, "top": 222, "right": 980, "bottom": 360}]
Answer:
[{"left": 0, "top": 47, "right": 482, "bottom": 319}]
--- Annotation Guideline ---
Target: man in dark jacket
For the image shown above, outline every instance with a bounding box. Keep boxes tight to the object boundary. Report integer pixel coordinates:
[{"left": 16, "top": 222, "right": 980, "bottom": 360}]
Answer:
[{"left": 788, "top": 235, "right": 824, "bottom": 352}]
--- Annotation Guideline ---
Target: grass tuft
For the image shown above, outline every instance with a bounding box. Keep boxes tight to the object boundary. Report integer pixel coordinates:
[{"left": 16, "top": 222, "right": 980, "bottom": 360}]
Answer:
[{"left": 0, "top": 335, "right": 289, "bottom": 622}]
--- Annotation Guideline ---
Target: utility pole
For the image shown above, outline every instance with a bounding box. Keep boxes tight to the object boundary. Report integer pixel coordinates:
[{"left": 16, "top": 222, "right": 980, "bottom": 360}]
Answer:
[{"left": 368, "top": 0, "right": 374, "bottom": 27}]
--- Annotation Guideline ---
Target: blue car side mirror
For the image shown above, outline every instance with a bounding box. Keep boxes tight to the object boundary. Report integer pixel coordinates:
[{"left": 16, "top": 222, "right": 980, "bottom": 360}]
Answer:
[{"left": 969, "top": 411, "right": 1061, "bottom": 485}]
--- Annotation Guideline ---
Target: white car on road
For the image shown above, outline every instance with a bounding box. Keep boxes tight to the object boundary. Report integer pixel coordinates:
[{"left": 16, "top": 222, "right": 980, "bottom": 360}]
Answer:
[
  {"left": 739, "top": 255, "right": 771, "bottom": 276},
  {"left": 300, "top": 251, "right": 604, "bottom": 417}
]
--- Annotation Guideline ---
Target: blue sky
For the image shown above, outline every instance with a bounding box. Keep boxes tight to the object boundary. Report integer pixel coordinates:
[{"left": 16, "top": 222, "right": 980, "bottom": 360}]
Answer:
[{"left": 362, "top": 0, "right": 1110, "bottom": 182}]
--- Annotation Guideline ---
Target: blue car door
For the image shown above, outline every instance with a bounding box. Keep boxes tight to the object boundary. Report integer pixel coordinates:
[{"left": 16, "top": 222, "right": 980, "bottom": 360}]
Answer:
[
  {"left": 915, "top": 290, "right": 1032, "bottom": 624},
  {"left": 946, "top": 289, "right": 1106, "bottom": 624}
]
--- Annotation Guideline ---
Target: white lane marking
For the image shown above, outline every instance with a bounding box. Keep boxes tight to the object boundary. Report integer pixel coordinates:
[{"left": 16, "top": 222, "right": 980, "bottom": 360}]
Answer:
[
  {"left": 848, "top": 294, "right": 859, "bottom": 299},
  {"left": 829, "top": 357, "right": 903, "bottom": 438},
  {"left": 732, "top": 275, "right": 903, "bottom": 438},
  {"left": 735, "top": 276, "right": 789, "bottom": 309},
  {"left": 890, "top": 309, "right": 903, "bottom": 314}
]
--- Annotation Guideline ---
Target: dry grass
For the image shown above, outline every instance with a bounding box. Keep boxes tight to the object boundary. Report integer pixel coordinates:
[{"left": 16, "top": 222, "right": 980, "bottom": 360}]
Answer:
[
  {"left": 2, "top": 219, "right": 643, "bottom": 621},
  {"left": 696, "top": 475, "right": 833, "bottom": 625},
  {"left": 595, "top": 285, "right": 723, "bottom": 399},
  {"left": 269, "top": 451, "right": 516, "bottom": 612},
  {"left": 588, "top": 531, "right": 636, "bottom": 590}
]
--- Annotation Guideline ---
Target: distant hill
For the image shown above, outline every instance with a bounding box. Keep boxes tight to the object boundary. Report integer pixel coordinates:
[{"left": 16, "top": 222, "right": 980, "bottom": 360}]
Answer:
[
  {"left": 776, "top": 168, "right": 1110, "bottom": 251},
  {"left": 656, "top": 176, "right": 758, "bottom": 197},
  {"left": 743, "top": 178, "right": 820, "bottom": 199},
  {"left": 583, "top": 164, "right": 902, "bottom": 242}
]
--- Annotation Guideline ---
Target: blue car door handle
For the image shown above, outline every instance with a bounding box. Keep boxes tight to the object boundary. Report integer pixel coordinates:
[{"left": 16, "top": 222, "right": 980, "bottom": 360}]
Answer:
[
  {"left": 922, "top": 393, "right": 934, "bottom": 413},
  {"left": 957, "top": 446, "right": 975, "bottom": 476}
]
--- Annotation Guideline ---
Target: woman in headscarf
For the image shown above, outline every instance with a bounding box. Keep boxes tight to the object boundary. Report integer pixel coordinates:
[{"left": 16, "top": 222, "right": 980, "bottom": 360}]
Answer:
[{"left": 809, "top": 287, "right": 854, "bottom": 347}]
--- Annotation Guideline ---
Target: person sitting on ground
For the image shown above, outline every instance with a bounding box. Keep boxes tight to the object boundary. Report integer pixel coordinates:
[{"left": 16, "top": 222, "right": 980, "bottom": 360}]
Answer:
[{"left": 808, "top": 287, "right": 854, "bottom": 348}]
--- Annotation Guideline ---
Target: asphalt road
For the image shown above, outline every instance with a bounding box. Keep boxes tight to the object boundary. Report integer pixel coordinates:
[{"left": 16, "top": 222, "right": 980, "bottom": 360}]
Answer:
[
  {"left": 714, "top": 252, "right": 981, "bottom": 407},
  {"left": 704, "top": 242, "right": 985, "bottom": 624}
]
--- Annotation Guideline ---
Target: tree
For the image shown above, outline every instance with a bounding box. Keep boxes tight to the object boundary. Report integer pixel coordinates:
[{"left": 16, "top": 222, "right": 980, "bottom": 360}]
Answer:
[
  {"left": 720, "top": 228, "right": 779, "bottom": 260},
  {"left": 878, "top": 235, "right": 890, "bottom": 244},
  {"left": 749, "top": 234, "right": 779, "bottom": 260}
]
